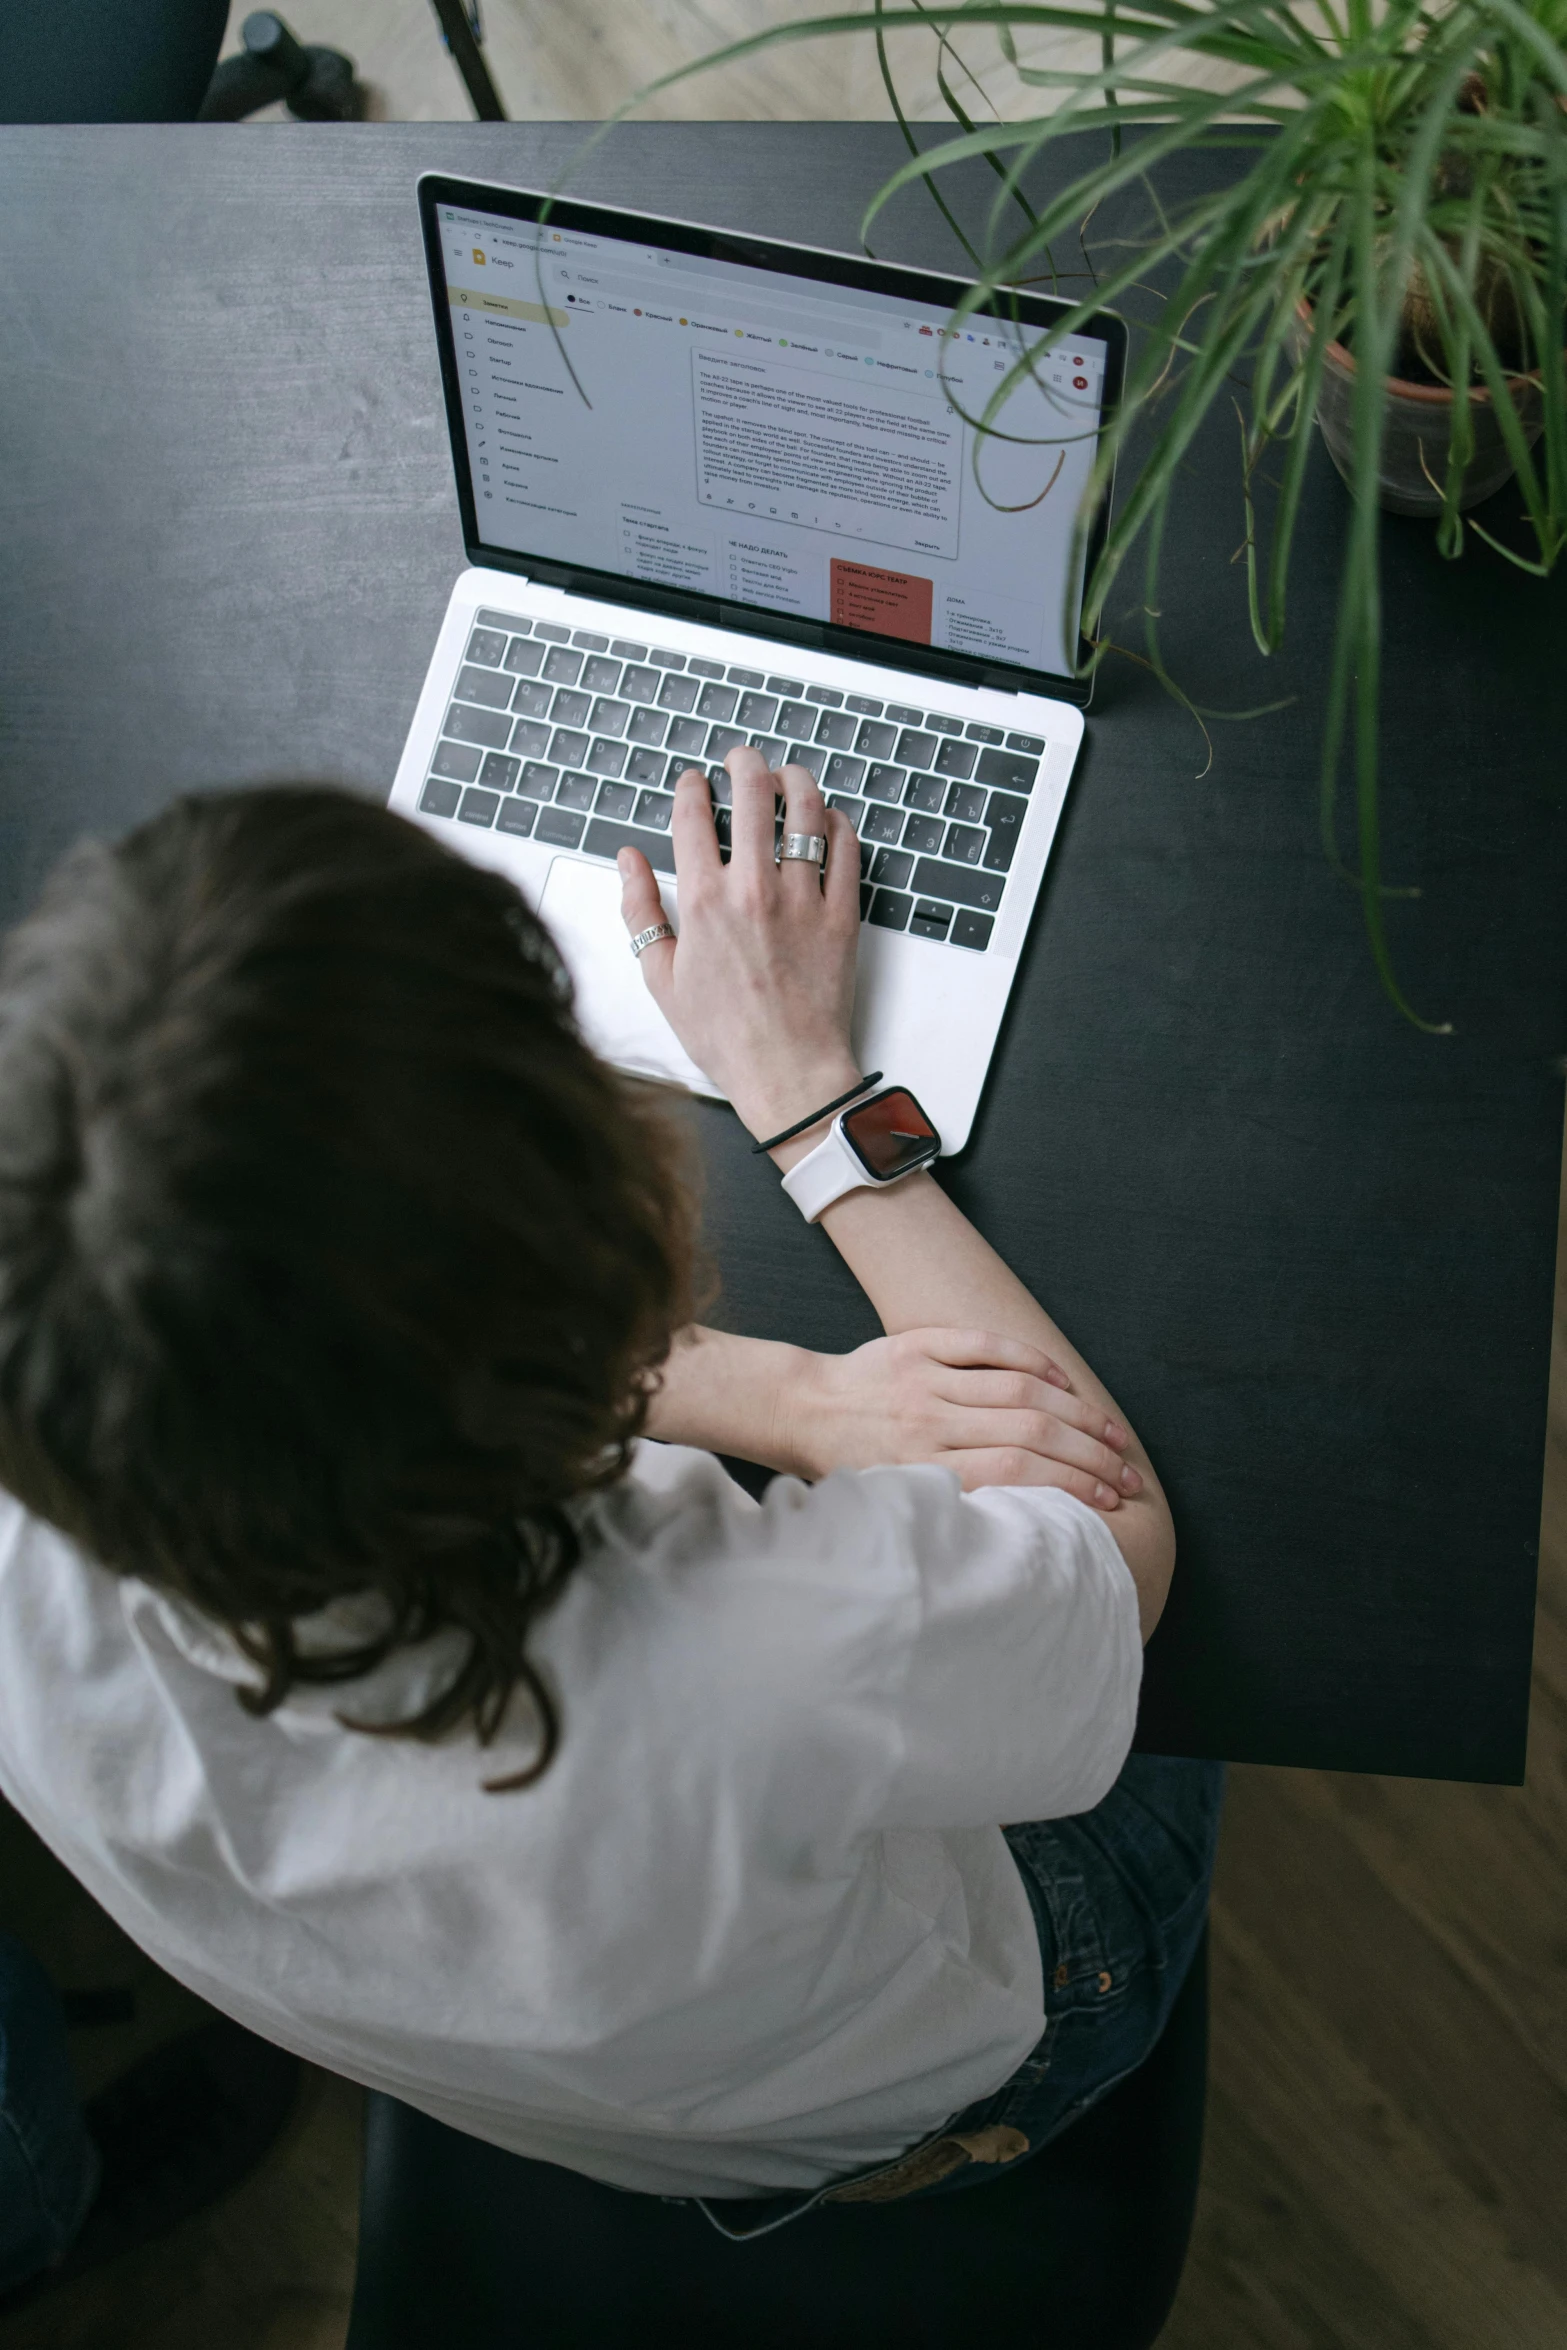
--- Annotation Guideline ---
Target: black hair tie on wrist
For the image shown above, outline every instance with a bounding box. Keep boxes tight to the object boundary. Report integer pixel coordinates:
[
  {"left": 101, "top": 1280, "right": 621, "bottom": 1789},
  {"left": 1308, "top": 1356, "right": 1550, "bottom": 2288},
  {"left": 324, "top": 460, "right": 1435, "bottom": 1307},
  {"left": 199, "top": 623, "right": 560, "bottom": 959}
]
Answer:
[{"left": 751, "top": 1073, "right": 884, "bottom": 1155}]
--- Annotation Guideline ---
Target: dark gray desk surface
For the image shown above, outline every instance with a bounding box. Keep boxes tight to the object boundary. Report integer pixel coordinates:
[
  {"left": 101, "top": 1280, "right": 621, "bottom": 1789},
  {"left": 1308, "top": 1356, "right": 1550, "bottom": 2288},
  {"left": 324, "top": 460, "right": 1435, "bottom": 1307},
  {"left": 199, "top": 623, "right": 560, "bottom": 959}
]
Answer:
[{"left": 2, "top": 124, "right": 1562, "bottom": 1781}]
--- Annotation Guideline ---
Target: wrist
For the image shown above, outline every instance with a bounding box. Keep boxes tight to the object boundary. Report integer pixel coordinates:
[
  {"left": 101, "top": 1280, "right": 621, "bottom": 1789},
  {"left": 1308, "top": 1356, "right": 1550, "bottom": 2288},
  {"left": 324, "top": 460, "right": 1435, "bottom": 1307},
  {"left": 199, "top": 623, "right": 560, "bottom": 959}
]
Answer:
[
  {"left": 728, "top": 1056, "right": 866, "bottom": 1157},
  {"left": 766, "top": 1343, "right": 827, "bottom": 1480}
]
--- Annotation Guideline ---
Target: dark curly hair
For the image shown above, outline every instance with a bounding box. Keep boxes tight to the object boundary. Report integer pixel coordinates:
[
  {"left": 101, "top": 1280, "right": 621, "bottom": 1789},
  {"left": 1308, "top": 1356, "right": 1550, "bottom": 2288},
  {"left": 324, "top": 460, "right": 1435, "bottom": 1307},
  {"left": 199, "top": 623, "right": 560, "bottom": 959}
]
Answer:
[{"left": 0, "top": 786, "right": 697, "bottom": 1788}]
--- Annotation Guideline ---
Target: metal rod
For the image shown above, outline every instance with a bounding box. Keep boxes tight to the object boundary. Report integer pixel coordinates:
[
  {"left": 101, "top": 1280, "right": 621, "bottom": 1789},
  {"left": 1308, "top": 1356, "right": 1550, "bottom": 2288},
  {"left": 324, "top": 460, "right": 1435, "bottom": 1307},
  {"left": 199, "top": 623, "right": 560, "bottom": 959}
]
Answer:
[{"left": 427, "top": 0, "right": 507, "bottom": 120}]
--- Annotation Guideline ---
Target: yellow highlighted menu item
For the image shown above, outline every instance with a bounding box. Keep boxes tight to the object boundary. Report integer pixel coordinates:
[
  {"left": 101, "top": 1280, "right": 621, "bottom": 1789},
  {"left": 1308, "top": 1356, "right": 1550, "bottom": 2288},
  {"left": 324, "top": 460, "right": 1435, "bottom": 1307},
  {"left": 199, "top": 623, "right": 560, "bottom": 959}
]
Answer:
[{"left": 450, "top": 287, "right": 568, "bottom": 327}]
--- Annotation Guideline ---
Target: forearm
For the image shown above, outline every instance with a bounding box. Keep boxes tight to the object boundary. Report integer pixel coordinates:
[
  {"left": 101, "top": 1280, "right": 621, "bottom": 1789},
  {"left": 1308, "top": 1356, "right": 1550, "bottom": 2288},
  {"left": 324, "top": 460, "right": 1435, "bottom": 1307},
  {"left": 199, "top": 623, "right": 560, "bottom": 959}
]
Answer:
[
  {"left": 643, "top": 1325, "right": 807, "bottom": 1471},
  {"left": 775, "top": 1151, "right": 1175, "bottom": 1636}
]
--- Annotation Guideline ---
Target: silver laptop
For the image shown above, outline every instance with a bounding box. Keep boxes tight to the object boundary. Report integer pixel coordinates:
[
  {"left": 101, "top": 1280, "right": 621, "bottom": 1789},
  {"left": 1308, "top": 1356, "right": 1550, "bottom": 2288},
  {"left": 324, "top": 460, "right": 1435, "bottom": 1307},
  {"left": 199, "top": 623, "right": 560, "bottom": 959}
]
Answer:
[{"left": 390, "top": 174, "right": 1126, "bottom": 1151}]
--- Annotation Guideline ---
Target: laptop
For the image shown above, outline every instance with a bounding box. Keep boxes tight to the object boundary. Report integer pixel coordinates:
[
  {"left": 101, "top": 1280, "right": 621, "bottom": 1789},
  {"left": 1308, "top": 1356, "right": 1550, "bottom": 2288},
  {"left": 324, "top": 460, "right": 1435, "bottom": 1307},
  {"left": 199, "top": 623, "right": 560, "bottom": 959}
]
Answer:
[{"left": 391, "top": 173, "right": 1126, "bottom": 1151}]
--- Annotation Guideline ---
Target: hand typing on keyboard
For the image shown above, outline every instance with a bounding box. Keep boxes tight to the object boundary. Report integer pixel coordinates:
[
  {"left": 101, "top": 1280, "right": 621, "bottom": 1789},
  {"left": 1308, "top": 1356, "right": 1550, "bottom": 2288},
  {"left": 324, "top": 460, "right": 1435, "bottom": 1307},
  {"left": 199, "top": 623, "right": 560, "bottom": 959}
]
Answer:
[{"left": 617, "top": 747, "right": 862, "bottom": 1146}]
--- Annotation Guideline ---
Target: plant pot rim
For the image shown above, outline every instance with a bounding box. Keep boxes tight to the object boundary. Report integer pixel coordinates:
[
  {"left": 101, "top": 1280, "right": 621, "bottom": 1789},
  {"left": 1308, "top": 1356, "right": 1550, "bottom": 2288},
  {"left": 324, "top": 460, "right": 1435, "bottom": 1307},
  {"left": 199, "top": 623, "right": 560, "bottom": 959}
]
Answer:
[{"left": 1294, "top": 296, "right": 1539, "bottom": 407}]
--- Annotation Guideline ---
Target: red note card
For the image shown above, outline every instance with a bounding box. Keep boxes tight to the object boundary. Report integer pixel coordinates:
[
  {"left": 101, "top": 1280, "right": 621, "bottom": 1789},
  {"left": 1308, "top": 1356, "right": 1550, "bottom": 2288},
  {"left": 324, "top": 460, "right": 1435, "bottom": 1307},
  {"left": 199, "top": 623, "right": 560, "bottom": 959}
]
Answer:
[{"left": 829, "top": 559, "right": 934, "bottom": 645}]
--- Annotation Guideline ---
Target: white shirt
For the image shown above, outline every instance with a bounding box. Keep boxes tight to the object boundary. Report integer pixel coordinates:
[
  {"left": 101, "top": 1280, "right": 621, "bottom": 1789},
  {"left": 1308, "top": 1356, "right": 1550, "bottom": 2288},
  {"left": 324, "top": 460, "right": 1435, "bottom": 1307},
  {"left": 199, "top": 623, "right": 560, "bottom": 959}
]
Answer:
[{"left": 0, "top": 1443, "right": 1140, "bottom": 2198}]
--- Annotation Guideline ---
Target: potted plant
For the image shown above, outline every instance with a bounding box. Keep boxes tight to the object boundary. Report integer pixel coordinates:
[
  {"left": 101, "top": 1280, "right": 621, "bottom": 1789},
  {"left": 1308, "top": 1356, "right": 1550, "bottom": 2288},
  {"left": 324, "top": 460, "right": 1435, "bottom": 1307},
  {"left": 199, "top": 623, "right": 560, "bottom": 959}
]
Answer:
[{"left": 629, "top": 0, "right": 1567, "bottom": 1020}]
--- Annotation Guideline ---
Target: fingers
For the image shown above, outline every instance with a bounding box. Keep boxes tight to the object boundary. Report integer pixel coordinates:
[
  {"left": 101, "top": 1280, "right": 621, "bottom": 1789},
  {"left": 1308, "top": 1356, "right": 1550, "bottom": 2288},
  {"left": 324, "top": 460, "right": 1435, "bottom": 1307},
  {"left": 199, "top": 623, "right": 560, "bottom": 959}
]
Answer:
[
  {"left": 909, "top": 1328, "right": 1074, "bottom": 1392},
  {"left": 942, "top": 1406, "right": 1139, "bottom": 1494},
  {"left": 728, "top": 745, "right": 780, "bottom": 875},
  {"left": 616, "top": 848, "right": 675, "bottom": 999},
  {"left": 776, "top": 760, "right": 830, "bottom": 891},
  {"left": 939, "top": 1451, "right": 1129, "bottom": 1509},
  {"left": 669, "top": 766, "right": 724, "bottom": 887},
  {"left": 938, "top": 1368, "right": 1127, "bottom": 1452}
]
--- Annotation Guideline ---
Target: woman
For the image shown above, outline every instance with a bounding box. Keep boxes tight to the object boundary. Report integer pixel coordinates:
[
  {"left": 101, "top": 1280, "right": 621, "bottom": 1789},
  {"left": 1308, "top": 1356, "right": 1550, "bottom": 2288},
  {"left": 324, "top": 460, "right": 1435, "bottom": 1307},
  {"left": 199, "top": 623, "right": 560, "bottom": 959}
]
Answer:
[{"left": 0, "top": 747, "right": 1220, "bottom": 2238}]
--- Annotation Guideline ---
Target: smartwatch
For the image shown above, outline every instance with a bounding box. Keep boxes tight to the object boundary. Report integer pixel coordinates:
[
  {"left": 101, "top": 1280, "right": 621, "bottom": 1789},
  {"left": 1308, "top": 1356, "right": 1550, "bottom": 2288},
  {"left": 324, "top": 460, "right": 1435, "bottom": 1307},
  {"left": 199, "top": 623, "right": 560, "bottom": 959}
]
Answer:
[{"left": 780, "top": 1085, "right": 942, "bottom": 1223}]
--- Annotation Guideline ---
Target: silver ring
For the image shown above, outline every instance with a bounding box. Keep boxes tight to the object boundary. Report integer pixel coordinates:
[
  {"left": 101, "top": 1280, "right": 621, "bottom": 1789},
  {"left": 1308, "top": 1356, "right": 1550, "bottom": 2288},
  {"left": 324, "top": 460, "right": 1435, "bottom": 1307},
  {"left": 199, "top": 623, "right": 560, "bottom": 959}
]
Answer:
[
  {"left": 778, "top": 832, "right": 828, "bottom": 866},
  {"left": 629, "top": 922, "right": 675, "bottom": 959}
]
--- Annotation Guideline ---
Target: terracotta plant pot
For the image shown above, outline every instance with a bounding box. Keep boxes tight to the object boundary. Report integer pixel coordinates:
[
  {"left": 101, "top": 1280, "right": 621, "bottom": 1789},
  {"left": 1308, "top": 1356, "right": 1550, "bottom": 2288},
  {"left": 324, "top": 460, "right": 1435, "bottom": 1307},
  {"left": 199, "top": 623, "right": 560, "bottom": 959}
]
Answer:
[{"left": 1294, "top": 302, "right": 1543, "bottom": 517}]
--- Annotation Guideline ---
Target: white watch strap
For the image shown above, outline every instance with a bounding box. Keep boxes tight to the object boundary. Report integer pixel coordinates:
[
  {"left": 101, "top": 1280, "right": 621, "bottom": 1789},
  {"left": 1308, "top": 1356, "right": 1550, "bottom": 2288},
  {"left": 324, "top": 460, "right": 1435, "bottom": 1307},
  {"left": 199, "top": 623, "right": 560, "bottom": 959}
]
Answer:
[{"left": 780, "top": 1121, "right": 870, "bottom": 1223}]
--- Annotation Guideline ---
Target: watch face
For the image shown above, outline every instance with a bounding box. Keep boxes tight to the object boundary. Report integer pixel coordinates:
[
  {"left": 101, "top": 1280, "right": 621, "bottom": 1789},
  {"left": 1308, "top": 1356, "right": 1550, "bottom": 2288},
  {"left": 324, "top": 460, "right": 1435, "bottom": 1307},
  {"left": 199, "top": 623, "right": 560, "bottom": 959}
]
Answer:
[{"left": 841, "top": 1087, "right": 940, "bottom": 1180}]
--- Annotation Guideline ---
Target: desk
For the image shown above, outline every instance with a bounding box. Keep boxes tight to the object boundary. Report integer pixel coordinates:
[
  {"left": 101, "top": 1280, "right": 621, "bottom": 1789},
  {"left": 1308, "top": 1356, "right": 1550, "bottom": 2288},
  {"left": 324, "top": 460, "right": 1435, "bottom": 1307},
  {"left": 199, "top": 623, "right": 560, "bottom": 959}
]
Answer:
[{"left": 1, "top": 124, "right": 1562, "bottom": 1780}]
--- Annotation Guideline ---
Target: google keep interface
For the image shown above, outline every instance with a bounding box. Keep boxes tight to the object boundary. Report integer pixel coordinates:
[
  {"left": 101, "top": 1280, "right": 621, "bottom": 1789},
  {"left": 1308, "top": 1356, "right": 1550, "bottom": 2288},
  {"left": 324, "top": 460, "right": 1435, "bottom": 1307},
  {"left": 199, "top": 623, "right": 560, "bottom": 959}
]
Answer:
[{"left": 440, "top": 207, "right": 1107, "bottom": 676}]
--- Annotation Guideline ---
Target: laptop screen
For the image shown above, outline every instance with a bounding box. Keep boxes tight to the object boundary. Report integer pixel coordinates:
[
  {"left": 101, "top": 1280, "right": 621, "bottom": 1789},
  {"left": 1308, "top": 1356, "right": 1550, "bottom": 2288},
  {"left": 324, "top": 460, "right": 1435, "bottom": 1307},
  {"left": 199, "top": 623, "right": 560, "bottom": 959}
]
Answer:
[{"left": 422, "top": 182, "right": 1120, "bottom": 695}]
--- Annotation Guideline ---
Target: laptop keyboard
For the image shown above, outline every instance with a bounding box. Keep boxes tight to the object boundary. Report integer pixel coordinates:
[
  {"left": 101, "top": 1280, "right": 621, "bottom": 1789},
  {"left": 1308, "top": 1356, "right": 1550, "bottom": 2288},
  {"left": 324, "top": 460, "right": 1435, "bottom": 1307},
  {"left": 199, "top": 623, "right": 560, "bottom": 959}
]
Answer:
[{"left": 415, "top": 610, "right": 1049, "bottom": 954}]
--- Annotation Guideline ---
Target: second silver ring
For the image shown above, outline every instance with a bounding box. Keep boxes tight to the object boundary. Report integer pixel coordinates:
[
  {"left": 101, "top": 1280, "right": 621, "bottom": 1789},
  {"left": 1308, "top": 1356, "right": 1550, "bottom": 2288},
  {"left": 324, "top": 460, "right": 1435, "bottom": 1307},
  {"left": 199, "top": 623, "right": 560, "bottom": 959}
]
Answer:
[{"left": 777, "top": 832, "right": 828, "bottom": 866}]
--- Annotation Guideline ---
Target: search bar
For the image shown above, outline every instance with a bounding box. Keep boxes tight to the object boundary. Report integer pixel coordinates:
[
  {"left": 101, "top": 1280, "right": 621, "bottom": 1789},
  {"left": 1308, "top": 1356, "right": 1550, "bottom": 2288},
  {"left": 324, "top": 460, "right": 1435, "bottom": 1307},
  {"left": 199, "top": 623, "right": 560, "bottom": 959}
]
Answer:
[{"left": 548, "top": 266, "right": 883, "bottom": 350}]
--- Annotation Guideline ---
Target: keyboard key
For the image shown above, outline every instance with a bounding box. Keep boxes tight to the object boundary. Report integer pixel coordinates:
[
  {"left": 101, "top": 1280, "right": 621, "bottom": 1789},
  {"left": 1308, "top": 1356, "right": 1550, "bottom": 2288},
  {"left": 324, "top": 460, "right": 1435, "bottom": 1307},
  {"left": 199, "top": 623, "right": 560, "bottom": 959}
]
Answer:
[
  {"left": 550, "top": 728, "right": 590, "bottom": 766},
  {"left": 862, "top": 802, "right": 904, "bottom": 845},
  {"left": 627, "top": 705, "right": 669, "bottom": 746},
  {"left": 550, "top": 689, "right": 592, "bottom": 728},
  {"left": 621, "top": 665, "right": 660, "bottom": 704},
  {"left": 965, "top": 722, "right": 1005, "bottom": 744},
  {"left": 808, "top": 685, "right": 845, "bottom": 706},
  {"left": 444, "top": 703, "right": 511, "bottom": 749},
  {"left": 666, "top": 715, "right": 707, "bottom": 756},
  {"left": 535, "top": 805, "right": 586, "bottom": 849},
  {"left": 945, "top": 822, "right": 985, "bottom": 864},
  {"left": 477, "top": 608, "right": 528, "bottom": 633},
  {"left": 869, "top": 889, "right": 912, "bottom": 931},
  {"left": 479, "top": 751, "right": 519, "bottom": 793},
  {"left": 854, "top": 720, "right": 896, "bottom": 761},
  {"left": 860, "top": 882, "right": 874, "bottom": 920},
  {"left": 707, "top": 726, "right": 746, "bottom": 763},
  {"left": 912, "top": 857, "right": 1004, "bottom": 912},
  {"left": 502, "top": 638, "right": 546, "bottom": 677},
  {"left": 951, "top": 908, "right": 993, "bottom": 952},
  {"left": 625, "top": 745, "right": 669, "bottom": 787},
  {"left": 497, "top": 797, "right": 537, "bottom": 838},
  {"left": 737, "top": 691, "right": 779, "bottom": 731},
  {"left": 883, "top": 704, "right": 921, "bottom": 724},
  {"left": 815, "top": 710, "right": 858, "bottom": 750},
  {"left": 430, "top": 740, "right": 482, "bottom": 783},
  {"left": 689, "top": 657, "right": 725, "bottom": 680},
  {"left": 584, "top": 816, "right": 675, "bottom": 874},
  {"left": 945, "top": 781, "right": 987, "bottom": 824},
  {"left": 864, "top": 764, "right": 905, "bottom": 805},
  {"left": 650, "top": 648, "right": 686, "bottom": 668},
  {"left": 984, "top": 791, "right": 1027, "bottom": 871},
  {"left": 466, "top": 627, "right": 509, "bottom": 668},
  {"left": 728, "top": 666, "right": 767, "bottom": 688},
  {"left": 768, "top": 675, "right": 806, "bottom": 696},
  {"left": 823, "top": 753, "right": 866, "bottom": 795},
  {"left": 707, "top": 768, "right": 733, "bottom": 805},
  {"left": 826, "top": 795, "right": 865, "bottom": 833},
  {"left": 586, "top": 738, "right": 629, "bottom": 778},
  {"left": 420, "top": 776, "right": 461, "bottom": 818},
  {"left": 596, "top": 780, "right": 637, "bottom": 820},
  {"left": 715, "top": 805, "right": 733, "bottom": 852},
  {"left": 926, "top": 712, "right": 964, "bottom": 737},
  {"left": 751, "top": 734, "right": 787, "bottom": 768},
  {"left": 869, "top": 847, "right": 914, "bottom": 890},
  {"left": 508, "top": 718, "right": 553, "bottom": 760},
  {"left": 1006, "top": 731, "right": 1046, "bottom": 755},
  {"left": 580, "top": 656, "right": 622, "bottom": 694},
  {"left": 611, "top": 639, "right": 648, "bottom": 661},
  {"left": 543, "top": 646, "right": 583, "bottom": 686},
  {"left": 896, "top": 729, "right": 938, "bottom": 770},
  {"left": 589, "top": 697, "right": 631, "bottom": 737},
  {"left": 571, "top": 629, "right": 609, "bottom": 651},
  {"left": 845, "top": 694, "right": 883, "bottom": 717},
  {"left": 934, "top": 738, "right": 978, "bottom": 780},
  {"left": 458, "top": 787, "right": 501, "bottom": 827},
  {"left": 556, "top": 772, "right": 598, "bottom": 812},
  {"left": 634, "top": 790, "right": 673, "bottom": 831},
  {"left": 909, "top": 898, "right": 953, "bottom": 941},
  {"left": 534, "top": 622, "right": 572, "bottom": 643},
  {"left": 976, "top": 745, "right": 1039, "bottom": 794},
  {"left": 785, "top": 742, "right": 817, "bottom": 773},
  {"left": 777, "top": 700, "right": 814, "bottom": 737},
  {"left": 697, "top": 683, "right": 738, "bottom": 721},
  {"left": 902, "top": 813, "right": 945, "bottom": 855},
  {"left": 518, "top": 761, "right": 558, "bottom": 800},
  {"left": 658, "top": 673, "right": 701, "bottom": 713},
  {"left": 511, "top": 678, "right": 553, "bottom": 719},
  {"left": 904, "top": 773, "right": 946, "bottom": 815}
]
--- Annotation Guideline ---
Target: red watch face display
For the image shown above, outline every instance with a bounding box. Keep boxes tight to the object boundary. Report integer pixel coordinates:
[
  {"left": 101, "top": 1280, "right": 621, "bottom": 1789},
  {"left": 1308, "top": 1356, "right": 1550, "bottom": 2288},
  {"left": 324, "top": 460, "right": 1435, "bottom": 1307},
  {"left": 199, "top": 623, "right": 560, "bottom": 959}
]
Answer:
[{"left": 841, "top": 1087, "right": 941, "bottom": 1180}]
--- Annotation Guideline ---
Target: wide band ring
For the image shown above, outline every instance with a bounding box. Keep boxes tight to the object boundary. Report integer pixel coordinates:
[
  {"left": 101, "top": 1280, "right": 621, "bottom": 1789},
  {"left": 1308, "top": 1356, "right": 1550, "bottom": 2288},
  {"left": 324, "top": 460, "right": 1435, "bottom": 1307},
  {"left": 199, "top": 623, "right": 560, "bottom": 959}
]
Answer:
[
  {"left": 778, "top": 832, "right": 828, "bottom": 866},
  {"left": 628, "top": 922, "right": 675, "bottom": 959}
]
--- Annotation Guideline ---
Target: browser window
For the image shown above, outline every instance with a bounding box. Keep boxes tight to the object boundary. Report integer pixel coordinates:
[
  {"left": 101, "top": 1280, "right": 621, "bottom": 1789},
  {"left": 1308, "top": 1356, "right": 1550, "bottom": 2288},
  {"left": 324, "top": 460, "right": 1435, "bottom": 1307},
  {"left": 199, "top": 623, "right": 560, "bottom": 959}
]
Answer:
[{"left": 437, "top": 204, "right": 1108, "bottom": 678}]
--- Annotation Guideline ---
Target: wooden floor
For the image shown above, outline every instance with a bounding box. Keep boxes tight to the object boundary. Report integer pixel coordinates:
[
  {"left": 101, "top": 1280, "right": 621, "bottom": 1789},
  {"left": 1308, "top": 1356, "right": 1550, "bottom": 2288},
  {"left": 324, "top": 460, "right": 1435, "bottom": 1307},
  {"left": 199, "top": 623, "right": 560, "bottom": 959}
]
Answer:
[{"left": 1, "top": 8, "right": 1561, "bottom": 2345}]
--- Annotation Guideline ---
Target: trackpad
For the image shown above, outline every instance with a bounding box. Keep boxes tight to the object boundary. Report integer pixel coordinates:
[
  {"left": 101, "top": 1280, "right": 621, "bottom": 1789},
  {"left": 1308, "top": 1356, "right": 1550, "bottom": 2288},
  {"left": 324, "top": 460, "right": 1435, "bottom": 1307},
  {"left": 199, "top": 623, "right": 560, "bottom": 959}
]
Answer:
[{"left": 537, "top": 857, "right": 719, "bottom": 1097}]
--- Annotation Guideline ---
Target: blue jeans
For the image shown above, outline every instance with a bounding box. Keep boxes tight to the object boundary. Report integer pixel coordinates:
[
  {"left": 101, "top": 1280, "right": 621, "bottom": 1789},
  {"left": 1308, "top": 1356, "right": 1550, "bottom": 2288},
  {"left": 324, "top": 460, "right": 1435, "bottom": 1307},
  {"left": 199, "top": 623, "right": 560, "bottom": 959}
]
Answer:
[
  {"left": 0, "top": 1935, "right": 99, "bottom": 2295},
  {"left": 696, "top": 1754, "right": 1225, "bottom": 2240}
]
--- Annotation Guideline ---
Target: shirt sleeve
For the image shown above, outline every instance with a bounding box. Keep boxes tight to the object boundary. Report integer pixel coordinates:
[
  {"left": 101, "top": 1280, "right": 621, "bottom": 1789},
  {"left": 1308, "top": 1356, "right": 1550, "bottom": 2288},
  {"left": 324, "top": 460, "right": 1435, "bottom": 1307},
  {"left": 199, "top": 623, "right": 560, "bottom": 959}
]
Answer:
[{"left": 868, "top": 1469, "right": 1143, "bottom": 1830}]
